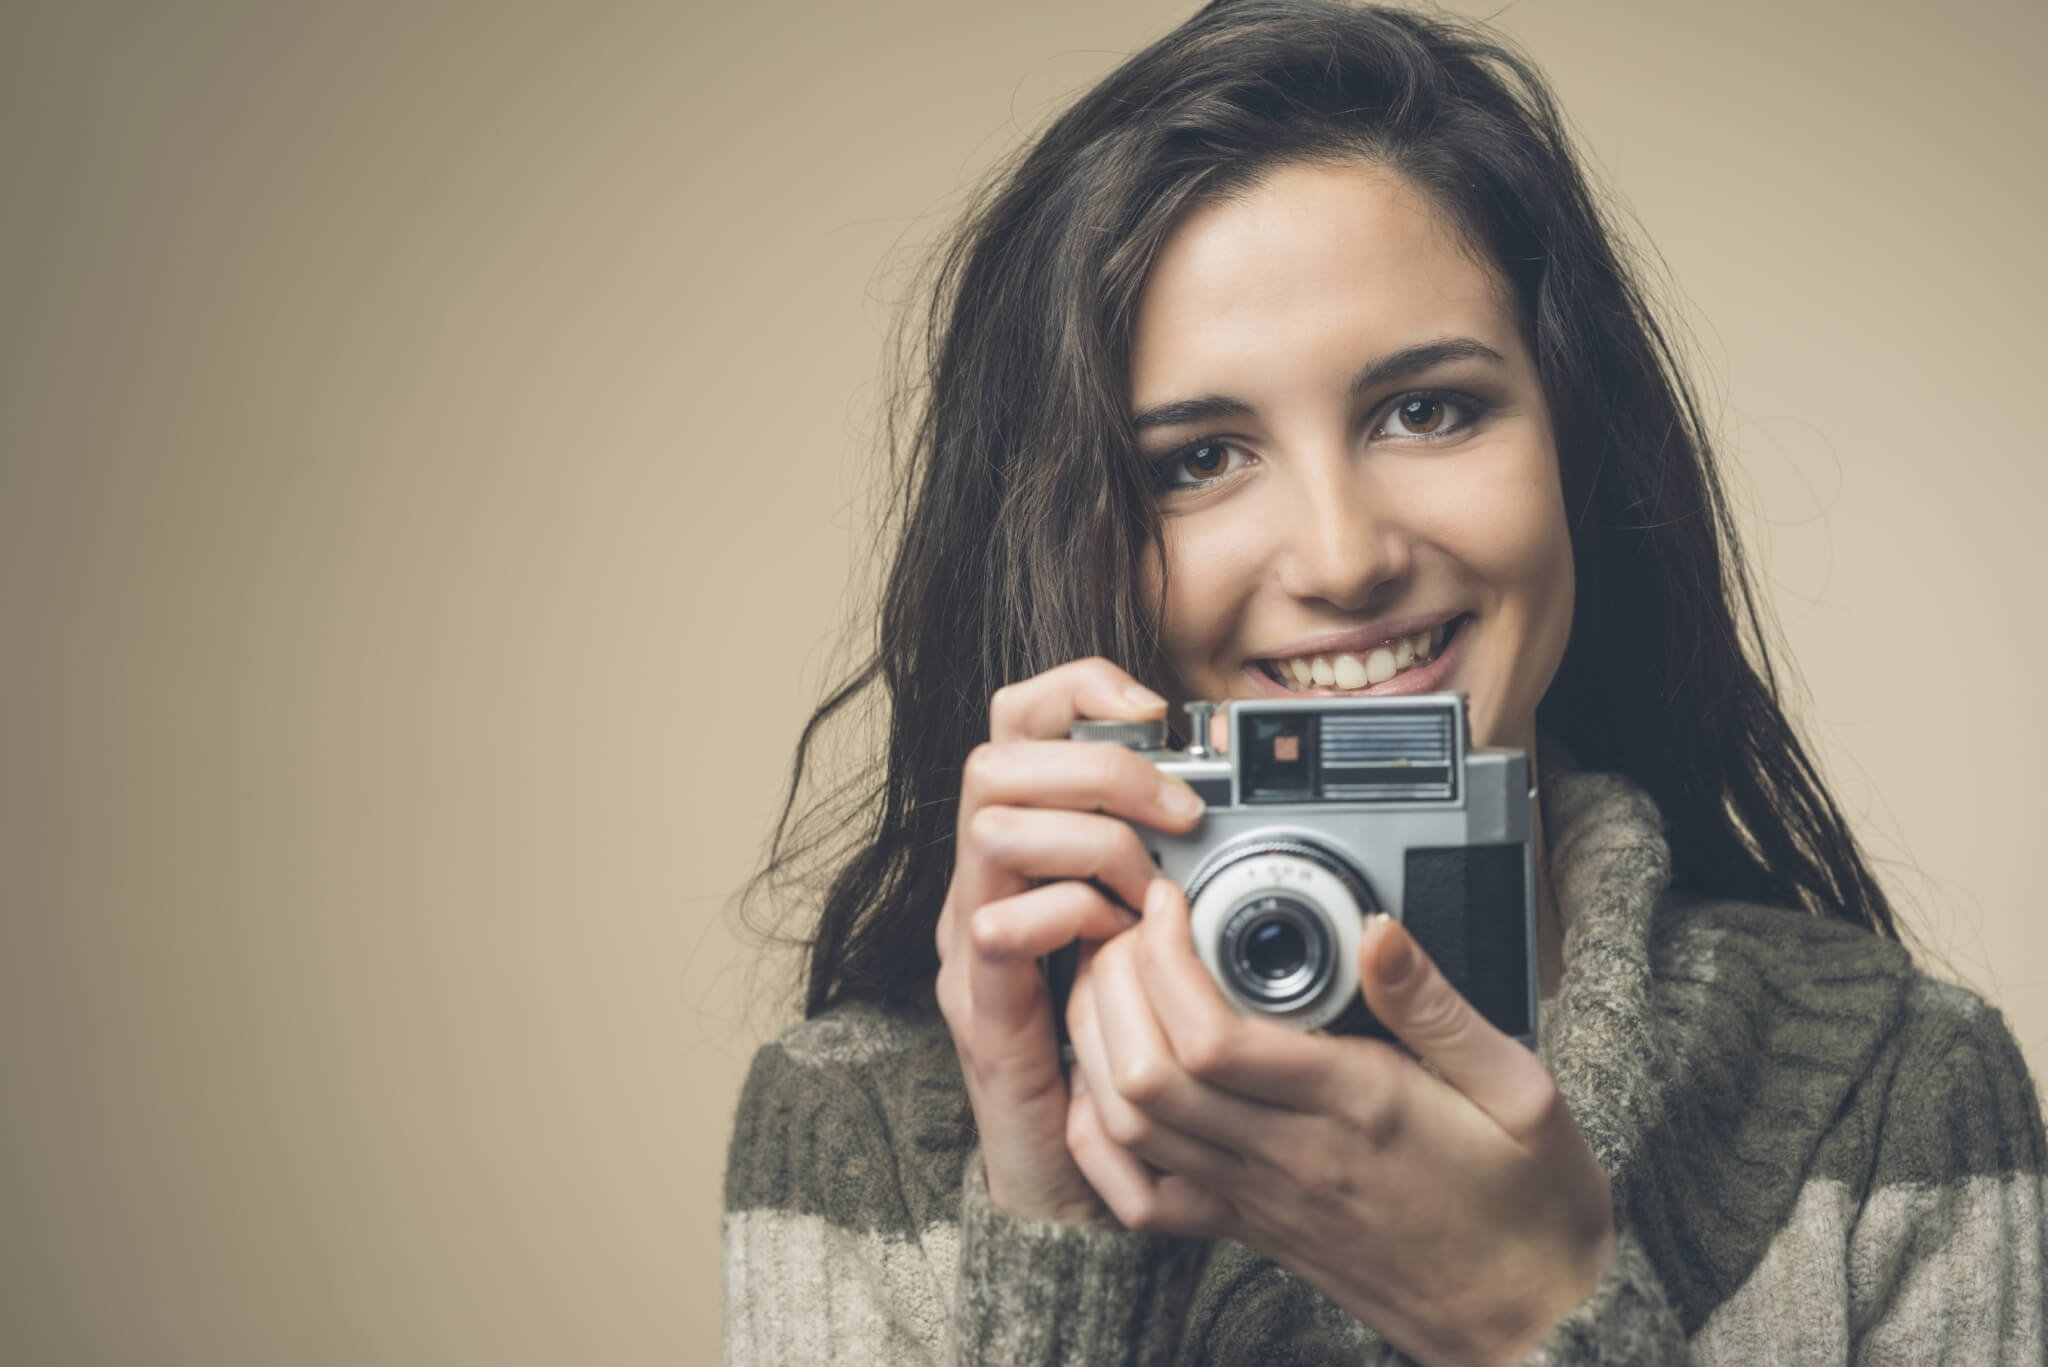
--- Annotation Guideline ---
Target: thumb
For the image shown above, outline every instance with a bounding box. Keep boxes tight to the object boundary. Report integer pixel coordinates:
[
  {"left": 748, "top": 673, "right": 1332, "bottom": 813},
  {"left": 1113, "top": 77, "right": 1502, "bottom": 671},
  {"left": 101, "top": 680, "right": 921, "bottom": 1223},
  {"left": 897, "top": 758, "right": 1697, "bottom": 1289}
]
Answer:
[{"left": 1358, "top": 915, "right": 1552, "bottom": 1134}]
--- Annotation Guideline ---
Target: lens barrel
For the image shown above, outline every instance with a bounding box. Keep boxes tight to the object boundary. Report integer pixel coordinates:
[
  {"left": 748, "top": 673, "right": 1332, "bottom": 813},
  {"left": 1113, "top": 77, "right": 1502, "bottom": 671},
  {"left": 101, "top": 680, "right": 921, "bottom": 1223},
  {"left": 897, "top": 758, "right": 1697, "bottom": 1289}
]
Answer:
[
  {"left": 1219, "top": 894, "right": 1332, "bottom": 1008},
  {"left": 1184, "top": 835, "right": 1375, "bottom": 1031}
]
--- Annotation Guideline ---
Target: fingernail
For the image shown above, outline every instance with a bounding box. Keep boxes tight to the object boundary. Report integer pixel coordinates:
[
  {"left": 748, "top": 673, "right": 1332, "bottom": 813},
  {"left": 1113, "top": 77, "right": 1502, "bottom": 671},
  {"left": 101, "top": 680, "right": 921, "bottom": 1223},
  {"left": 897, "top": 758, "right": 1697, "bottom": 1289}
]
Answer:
[
  {"left": 1159, "top": 777, "right": 1204, "bottom": 819},
  {"left": 1144, "top": 878, "right": 1173, "bottom": 917},
  {"left": 1373, "top": 916, "right": 1416, "bottom": 985},
  {"left": 1123, "top": 684, "right": 1166, "bottom": 711}
]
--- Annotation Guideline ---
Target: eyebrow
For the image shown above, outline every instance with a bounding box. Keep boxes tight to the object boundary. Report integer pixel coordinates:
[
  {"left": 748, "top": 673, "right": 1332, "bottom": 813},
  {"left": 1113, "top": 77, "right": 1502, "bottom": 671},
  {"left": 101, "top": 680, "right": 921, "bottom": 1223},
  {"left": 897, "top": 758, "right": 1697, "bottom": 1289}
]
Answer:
[{"left": 1128, "top": 336, "right": 1508, "bottom": 434}]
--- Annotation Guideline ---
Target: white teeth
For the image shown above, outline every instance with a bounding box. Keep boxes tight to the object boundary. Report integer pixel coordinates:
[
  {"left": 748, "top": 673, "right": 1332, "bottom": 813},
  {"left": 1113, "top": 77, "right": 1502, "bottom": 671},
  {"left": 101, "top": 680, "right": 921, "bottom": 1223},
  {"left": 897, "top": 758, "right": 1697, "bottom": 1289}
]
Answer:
[{"left": 1266, "top": 619, "right": 1459, "bottom": 694}]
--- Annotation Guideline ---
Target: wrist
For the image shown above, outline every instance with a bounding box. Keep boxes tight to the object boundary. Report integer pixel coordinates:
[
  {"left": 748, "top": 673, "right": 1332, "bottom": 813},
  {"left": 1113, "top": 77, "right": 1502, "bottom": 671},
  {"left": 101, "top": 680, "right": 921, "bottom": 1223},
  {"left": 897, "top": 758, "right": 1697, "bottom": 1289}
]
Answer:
[
  {"left": 980, "top": 1151, "right": 1115, "bottom": 1228},
  {"left": 1478, "top": 1220, "right": 1619, "bottom": 1367}
]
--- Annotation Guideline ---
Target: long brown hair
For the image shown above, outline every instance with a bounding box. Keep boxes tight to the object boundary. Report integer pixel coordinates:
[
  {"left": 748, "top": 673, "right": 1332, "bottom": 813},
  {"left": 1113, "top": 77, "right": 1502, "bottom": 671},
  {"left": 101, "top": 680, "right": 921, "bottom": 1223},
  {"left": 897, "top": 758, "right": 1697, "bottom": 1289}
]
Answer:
[{"left": 745, "top": 0, "right": 1899, "bottom": 1017}]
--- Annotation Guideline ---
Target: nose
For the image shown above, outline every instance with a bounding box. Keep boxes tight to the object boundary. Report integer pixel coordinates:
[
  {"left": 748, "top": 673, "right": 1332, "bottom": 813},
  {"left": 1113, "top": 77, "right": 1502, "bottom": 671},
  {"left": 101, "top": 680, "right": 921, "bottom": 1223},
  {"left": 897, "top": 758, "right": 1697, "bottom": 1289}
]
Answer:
[{"left": 1271, "top": 449, "right": 1411, "bottom": 612}]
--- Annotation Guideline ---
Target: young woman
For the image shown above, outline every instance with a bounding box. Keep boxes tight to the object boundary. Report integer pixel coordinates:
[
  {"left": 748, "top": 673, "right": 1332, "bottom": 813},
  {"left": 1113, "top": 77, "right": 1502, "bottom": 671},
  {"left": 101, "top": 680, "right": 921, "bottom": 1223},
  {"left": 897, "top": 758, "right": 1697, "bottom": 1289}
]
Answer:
[{"left": 724, "top": 3, "right": 2046, "bottom": 1362}]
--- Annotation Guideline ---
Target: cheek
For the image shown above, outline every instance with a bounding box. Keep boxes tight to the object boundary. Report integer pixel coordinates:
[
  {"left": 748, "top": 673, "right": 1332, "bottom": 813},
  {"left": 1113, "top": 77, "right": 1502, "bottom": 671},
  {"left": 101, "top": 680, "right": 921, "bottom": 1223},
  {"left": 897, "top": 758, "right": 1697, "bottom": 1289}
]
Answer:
[
  {"left": 1451, "top": 454, "right": 1573, "bottom": 615},
  {"left": 1500, "top": 489, "right": 1574, "bottom": 621},
  {"left": 1429, "top": 455, "right": 1575, "bottom": 740},
  {"left": 1518, "top": 507, "right": 1576, "bottom": 679},
  {"left": 1154, "top": 516, "right": 1271, "bottom": 674}
]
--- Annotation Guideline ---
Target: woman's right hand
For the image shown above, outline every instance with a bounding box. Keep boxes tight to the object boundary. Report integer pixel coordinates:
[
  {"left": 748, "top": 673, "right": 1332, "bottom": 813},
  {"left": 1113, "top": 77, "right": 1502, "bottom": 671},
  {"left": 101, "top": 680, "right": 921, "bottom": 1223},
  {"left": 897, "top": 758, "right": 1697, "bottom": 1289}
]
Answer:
[{"left": 934, "top": 657, "right": 1208, "bottom": 1224}]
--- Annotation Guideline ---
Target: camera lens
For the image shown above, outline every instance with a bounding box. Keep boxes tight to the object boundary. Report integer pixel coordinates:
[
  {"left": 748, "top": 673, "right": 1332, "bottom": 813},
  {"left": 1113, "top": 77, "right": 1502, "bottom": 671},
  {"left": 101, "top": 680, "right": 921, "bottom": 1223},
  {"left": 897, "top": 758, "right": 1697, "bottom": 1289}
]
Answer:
[
  {"left": 1221, "top": 895, "right": 1332, "bottom": 1008},
  {"left": 1243, "top": 918, "right": 1308, "bottom": 980}
]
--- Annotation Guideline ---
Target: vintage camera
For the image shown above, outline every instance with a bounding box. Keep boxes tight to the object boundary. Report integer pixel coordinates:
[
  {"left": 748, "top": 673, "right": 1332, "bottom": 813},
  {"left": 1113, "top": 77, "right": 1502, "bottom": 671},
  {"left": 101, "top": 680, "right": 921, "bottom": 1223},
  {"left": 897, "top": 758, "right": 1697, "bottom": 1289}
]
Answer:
[{"left": 1052, "top": 693, "right": 1536, "bottom": 1047}]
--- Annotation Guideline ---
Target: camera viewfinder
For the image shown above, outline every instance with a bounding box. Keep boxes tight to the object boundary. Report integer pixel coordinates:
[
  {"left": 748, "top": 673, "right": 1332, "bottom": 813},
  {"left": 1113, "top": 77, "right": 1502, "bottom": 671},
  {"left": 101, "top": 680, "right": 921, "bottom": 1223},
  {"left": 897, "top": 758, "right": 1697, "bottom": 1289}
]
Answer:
[{"left": 1243, "top": 713, "right": 1315, "bottom": 801}]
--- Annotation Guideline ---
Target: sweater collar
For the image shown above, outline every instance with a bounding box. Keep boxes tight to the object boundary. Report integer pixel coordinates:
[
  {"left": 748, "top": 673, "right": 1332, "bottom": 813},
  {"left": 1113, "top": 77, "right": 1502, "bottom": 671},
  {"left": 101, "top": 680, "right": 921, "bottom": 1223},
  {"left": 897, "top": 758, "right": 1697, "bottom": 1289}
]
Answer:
[{"left": 1535, "top": 759, "right": 1673, "bottom": 1199}]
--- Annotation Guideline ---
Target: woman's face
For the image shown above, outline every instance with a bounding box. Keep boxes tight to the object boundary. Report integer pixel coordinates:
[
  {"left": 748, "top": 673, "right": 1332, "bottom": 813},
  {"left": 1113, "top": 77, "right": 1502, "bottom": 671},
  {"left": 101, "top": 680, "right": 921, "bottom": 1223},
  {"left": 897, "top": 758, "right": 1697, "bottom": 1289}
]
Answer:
[{"left": 1130, "top": 159, "right": 1573, "bottom": 754}]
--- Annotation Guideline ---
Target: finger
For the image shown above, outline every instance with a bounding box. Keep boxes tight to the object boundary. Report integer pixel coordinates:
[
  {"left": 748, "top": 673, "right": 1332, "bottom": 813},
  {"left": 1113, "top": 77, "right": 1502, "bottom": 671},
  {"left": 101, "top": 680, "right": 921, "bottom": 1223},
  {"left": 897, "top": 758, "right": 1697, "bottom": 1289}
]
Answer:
[
  {"left": 957, "top": 805, "right": 1163, "bottom": 919},
  {"left": 1089, "top": 920, "right": 1281, "bottom": 1157},
  {"left": 988, "top": 657, "right": 1166, "bottom": 742},
  {"left": 1066, "top": 1070, "right": 1237, "bottom": 1236},
  {"left": 1135, "top": 876, "right": 1391, "bottom": 1114},
  {"left": 965, "top": 880, "right": 1136, "bottom": 962},
  {"left": 1357, "top": 914, "right": 1559, "bottom": 1137},
  {"left": 1066, "top": 952, "right": 1242, "bottom": 1183},
  {"left": 954, "top": 884, "right": 1131, "bottom": 1047},
  {"left": 961, "top": 738, "right": 1204, "bottom": 833}
]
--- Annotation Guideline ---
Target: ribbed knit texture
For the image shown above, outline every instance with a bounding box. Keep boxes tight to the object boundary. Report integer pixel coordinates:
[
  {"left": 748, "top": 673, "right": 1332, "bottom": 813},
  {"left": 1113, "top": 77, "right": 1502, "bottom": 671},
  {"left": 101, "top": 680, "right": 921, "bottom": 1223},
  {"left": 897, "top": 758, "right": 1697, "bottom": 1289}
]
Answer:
[
  {"left": 723, "top": 767, "right": 2048, "bottom": 1363},
  {"left": 954, "top": 1151, "right": 1210, "bottom": 1363}
]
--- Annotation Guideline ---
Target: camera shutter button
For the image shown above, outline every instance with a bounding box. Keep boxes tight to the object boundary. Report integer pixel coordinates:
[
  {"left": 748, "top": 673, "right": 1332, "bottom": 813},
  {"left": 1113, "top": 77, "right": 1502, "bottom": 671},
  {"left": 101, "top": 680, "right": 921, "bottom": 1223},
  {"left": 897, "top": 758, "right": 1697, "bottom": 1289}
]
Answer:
[{"left": 1068, "top": 719, "right": 1168, "bottom": 750}]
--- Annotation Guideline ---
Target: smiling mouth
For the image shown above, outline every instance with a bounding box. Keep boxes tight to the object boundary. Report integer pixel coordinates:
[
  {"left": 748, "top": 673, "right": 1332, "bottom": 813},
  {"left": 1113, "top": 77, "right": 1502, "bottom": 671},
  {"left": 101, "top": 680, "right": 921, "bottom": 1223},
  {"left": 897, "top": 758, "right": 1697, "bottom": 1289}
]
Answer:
[{"left": 1255, "top": 615, "right": 1470, "bottom": 692}]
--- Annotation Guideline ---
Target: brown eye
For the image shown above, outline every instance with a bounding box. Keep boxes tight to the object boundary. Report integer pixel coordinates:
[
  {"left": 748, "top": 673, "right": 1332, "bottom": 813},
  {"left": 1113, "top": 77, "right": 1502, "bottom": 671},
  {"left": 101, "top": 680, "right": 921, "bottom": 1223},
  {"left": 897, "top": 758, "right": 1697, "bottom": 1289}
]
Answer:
[
  {"left": 1148, "top": 438, "right": 1253, "bottom": 492},
  {"left": 1397, "top": 397, "right": 1444, "bottom": 433},
  {"left": 1379, "top": 392, "right": 1485, "bottom": 442}
]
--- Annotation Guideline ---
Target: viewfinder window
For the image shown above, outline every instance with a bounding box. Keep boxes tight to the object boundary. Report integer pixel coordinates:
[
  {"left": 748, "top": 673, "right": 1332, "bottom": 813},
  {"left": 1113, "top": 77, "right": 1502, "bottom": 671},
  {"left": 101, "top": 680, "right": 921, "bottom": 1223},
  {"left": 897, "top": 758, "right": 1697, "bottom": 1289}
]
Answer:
[{"left": 1243, "top": 713, "right": 1314, "bottom": 801}]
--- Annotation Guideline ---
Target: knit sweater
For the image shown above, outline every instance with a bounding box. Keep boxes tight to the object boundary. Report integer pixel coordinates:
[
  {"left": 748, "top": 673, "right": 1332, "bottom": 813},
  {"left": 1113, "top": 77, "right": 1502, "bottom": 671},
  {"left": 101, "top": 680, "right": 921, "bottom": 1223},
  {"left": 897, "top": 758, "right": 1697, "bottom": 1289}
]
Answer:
[{"left": 723, "top": 768, "right": 2048, "bottom": 1363}]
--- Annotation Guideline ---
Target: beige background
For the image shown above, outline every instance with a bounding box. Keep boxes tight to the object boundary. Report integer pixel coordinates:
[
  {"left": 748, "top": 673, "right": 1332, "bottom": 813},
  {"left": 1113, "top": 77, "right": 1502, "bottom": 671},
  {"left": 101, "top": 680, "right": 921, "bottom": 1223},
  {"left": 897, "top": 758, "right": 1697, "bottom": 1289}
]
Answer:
[{"left": 1, "top": 1, "right": 2041, "bottom": 1361}]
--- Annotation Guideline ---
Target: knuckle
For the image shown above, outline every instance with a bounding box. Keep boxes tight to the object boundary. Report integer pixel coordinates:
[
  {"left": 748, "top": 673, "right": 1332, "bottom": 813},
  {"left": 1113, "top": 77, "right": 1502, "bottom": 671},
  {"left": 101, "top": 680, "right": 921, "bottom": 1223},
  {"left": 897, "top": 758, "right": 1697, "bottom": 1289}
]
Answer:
[
  {"left": 1115, "top": 1189, "right": 1163, "bottom": 1233},
  {"left": 961, "top": 742, "right": 1002, "bottom": 794},
  {"left": 1404, "top": 979, "right": 1471, "bottom": 1042},
  {"left": 987, "top": 683, "right": 1029, "bottom": 737},
  {"left": 967, "top": 906, "right": 1007, "bottom": 957},
  {"left": 1337, "top": 1054, "right": 1403, "bottom": 1149},
  {"left": 1065, "top": 1093, "right": 1093, "bottom": 1145},
  {"left": 1112, "top": 1053, "right": 1175, "bottom": 1108},
  {"left": 963, "top": 804, "right": 1011, "bottom": 856},
  {"left": 1176, "top": 1024, "right": 1234, "bottom": 1081},
  {"left": 1101, "top": 1102, "right": 1154, "bottom": 1149},
  {"left": 1356, "top": 1099, "right": 1405, "bottom": 1151}
]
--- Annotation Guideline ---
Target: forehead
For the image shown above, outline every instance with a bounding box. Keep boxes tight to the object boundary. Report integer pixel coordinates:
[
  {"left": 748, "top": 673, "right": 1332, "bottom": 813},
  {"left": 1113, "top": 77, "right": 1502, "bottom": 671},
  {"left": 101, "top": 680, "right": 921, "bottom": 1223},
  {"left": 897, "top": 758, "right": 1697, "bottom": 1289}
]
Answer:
[{"left": 1128, "top": 161, "right": 1518, "bottom": 403}]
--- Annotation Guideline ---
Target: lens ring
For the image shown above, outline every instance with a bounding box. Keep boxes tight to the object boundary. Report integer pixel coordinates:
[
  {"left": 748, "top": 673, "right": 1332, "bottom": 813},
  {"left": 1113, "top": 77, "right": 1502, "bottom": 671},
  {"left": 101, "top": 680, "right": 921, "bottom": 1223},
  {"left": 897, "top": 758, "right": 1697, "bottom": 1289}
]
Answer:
[
  {"left": 1220, "top": 895, "right": 1332, "bottom": 1007},
  {"left": 1184, "top": 836, "right": 1376, "bottom": 916},
  {"left": 1183, "top": 836, "right": 1373, "bottom": 1032}
]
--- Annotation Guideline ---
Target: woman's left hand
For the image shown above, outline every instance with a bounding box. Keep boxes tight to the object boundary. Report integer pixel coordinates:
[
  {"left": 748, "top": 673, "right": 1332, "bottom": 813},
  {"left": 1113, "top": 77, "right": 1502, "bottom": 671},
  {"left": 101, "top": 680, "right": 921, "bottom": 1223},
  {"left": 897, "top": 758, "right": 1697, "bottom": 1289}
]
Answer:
[{"left": 1064, "top": 876, "right": 1616, "bottom": 1367}]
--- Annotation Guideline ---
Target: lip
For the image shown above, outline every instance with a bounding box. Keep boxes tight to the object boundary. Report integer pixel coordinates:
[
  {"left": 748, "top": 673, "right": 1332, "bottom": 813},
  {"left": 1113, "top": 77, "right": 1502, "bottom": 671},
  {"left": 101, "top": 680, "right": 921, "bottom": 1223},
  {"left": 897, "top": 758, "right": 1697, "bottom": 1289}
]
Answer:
[{"left": 1241, "top": 612, "right": 1471, "bottom": 699}]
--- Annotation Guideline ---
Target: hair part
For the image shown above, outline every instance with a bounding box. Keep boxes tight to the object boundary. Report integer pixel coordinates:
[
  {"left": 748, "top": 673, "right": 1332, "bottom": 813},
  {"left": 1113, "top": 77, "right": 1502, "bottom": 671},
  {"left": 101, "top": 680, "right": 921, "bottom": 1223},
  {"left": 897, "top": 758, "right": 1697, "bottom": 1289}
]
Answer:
[{"left": 741, "top": 0, "right": 1899, "bottom": 1018}]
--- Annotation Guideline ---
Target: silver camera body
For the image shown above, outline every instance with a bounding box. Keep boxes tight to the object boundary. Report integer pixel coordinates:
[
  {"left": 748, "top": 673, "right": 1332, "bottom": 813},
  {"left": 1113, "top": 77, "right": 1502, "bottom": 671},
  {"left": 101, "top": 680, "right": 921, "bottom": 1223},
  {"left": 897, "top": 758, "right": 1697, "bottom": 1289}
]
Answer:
[{"left": 1065, "top": 693, "right": 1537, "bottom": 1047}]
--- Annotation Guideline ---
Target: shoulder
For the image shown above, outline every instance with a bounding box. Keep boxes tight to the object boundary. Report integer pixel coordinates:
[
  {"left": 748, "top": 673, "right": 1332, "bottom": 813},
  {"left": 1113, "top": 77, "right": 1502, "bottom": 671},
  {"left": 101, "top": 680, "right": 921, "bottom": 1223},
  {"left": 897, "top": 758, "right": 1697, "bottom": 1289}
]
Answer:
[
  {"left": 1632, "top": 896, "right": 2045, "bottom": 1329},
  {"left": 756, "top": 998, "right": 952, "bottom": 1072},
  {"left": 1861, "top": 972, "right": 2046, "bottom": 1186},
  {"left": 724, "top": 1000, "right": 972, "bottom": 1235},
  {"left": 1649, "top": 895, "right": 1915, "bottom": 1074},
  {"left": 1647, "top": 893, "right": 2043, "bottom": 1188}
]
